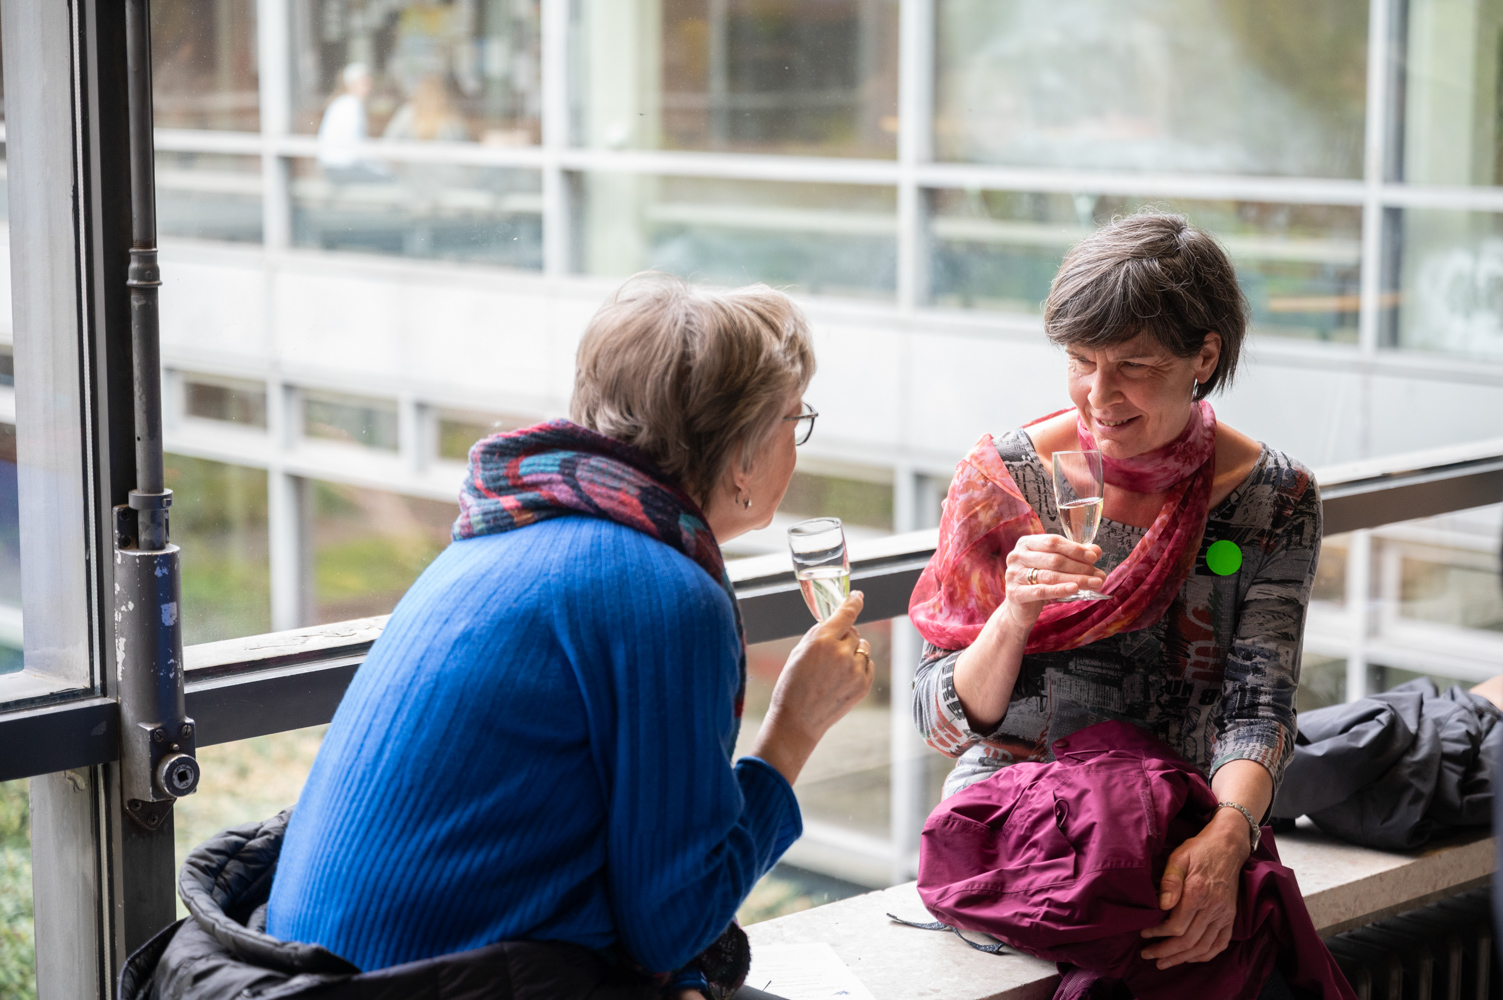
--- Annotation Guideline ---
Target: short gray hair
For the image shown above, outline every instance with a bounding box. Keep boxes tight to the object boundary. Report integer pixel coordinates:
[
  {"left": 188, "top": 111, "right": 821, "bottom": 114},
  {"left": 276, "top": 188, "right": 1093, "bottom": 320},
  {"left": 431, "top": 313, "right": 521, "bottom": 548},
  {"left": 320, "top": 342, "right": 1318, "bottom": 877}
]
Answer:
[{"left": 570, "top": 273, "right": 815, "bottom": 506}]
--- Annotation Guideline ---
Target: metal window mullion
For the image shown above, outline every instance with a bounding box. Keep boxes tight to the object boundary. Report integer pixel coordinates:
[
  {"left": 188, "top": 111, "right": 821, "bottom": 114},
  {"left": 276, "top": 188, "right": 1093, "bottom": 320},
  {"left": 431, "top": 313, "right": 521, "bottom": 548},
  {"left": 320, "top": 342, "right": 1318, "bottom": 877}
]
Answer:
[
  {"left": 540, "top": 0, "right": 571, "bottom": 277},
  {"left": 268, "top": 381, "right": 308, "bottom": 631},
  {"left": 257, "top": 0, "right": 292, "bottom": 252},
  {"left": 896, "top": 0, "right": 934, "bottom": 313},
  {"left": 1357, "top": 0, "right": 1397, "bottom": 359}
]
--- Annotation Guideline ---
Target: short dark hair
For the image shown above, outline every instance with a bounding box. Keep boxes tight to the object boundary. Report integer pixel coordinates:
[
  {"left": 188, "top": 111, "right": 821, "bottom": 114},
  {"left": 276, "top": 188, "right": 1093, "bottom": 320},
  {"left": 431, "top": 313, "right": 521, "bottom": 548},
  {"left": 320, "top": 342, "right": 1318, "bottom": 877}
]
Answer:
[{"left": 1043, "top": 211, "right": 1247, "bottom": 401}]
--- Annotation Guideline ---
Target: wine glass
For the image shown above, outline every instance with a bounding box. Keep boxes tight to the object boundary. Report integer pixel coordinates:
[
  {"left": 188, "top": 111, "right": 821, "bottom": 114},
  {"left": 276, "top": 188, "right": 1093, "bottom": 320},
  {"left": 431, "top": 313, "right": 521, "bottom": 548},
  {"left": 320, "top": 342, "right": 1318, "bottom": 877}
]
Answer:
[
  {"left": 787, "top": 517, "right": 850, "bottom": 621},
  {"left": 1051, "top": 450, "right": 1111, "bottom": 602}
]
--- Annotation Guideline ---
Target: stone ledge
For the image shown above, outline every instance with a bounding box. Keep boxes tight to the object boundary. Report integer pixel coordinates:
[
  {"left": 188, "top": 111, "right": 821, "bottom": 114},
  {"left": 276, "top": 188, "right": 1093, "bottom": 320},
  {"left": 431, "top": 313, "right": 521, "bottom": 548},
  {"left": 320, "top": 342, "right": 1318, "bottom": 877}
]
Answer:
[{"left": 745, "top": 827, "right": 1496, "bottom": 1000}]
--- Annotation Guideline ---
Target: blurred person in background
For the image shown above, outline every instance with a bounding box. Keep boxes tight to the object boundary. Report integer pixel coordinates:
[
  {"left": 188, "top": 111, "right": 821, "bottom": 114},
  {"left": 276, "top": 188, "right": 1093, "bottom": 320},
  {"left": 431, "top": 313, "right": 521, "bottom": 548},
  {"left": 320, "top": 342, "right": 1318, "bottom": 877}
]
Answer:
[
  {"left": 910, "top": 212, "right": 1321, "bottom": 993},
  {"left": 383, "top": 73, "right": 469, "bottom": 143},
  {"left": 317, "top": 63, "right": 389, "bottom": 183}
]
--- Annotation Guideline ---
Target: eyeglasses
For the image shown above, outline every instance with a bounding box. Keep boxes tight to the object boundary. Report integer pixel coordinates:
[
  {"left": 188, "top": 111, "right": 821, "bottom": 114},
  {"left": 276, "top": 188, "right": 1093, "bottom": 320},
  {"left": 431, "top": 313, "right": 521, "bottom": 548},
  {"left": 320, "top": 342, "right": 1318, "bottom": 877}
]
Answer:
[{"left": 784, "top": 402, "right": 818, "bottom": 446}]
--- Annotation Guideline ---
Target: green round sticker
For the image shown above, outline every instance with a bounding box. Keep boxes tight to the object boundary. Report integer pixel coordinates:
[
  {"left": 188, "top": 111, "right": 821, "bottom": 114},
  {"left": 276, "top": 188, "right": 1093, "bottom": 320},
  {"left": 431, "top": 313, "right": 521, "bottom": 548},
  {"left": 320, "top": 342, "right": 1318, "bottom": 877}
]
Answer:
[{"left": 1206, "top": 540, "right": 1243, "bottom": 576}]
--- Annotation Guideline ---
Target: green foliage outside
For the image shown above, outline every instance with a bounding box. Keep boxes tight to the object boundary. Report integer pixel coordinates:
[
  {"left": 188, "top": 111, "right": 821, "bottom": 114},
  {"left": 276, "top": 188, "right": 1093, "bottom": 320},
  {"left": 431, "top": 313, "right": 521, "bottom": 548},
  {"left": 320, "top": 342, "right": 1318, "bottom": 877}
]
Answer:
[
  {"left": 0, "top": 780, "right": 34, "bottom": 1000},
  {"left": 164, "top": 454, "right": 271, "bottom": 644},
  {"left": 309, "top": 481, "right": 455, "bottom": 622},
  {"left": 779, "top": 471, "right": 894, "bottom": 531}
]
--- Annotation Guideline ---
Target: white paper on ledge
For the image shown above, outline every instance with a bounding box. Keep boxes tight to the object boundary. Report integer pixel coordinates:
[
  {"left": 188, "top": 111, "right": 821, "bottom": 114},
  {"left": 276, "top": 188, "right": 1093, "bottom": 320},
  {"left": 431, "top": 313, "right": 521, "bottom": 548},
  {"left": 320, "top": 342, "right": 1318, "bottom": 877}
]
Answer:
[{"left": 744, "top": 942, "right": 878, "bottom": 1000}]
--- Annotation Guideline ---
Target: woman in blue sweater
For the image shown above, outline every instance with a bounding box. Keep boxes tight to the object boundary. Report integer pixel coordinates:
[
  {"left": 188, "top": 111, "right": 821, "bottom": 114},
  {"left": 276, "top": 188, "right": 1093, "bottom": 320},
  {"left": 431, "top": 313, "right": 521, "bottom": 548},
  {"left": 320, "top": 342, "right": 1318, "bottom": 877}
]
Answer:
[{"left": 264, "top": 274, "right": 874, "bottom": 997}]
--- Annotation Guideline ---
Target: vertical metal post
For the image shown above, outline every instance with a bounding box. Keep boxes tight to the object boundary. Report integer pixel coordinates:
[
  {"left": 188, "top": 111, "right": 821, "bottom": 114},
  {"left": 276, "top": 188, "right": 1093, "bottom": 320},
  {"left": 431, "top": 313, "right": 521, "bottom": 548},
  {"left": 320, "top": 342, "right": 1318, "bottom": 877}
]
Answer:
[
  {"left": 889, "top": 467, "right": 927, "bottom": 882},
  {"left": 115, "top": 0, "right": 200, "bottom": 834},
  {"left": 540, "top": 0, "right": 572, "bottom": 277},
  {"left": 258, "top": 0, "right": 292, "bottom": 252},
  {"left": 707, "top": 0, "right": 729, "bottom": 148},
  {"left": 1345, "top": 529, "right": 1375, "bottom": 701},
  {"left": 896, "top": 0, "right": 934, "bottom": 313}
]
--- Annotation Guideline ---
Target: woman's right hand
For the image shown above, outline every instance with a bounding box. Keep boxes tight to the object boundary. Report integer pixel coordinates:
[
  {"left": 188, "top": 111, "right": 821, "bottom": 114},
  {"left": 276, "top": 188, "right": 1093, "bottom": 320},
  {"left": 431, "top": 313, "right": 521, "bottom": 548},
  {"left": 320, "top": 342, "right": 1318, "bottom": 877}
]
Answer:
[
  {"left": 1001, "top": 534, "right": 1106, "bottom": 627},
  {"left": 750, "top": 592, "right": 873, "bottom": 786},
  {"left": 952, "top": 535, "right": 1105, "bottom": 733}
]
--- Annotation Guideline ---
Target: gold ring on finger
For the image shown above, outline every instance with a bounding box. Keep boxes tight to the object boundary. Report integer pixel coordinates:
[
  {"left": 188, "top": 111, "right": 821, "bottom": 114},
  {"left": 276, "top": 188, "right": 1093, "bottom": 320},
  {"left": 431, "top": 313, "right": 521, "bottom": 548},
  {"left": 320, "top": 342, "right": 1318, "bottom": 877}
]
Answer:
[{"left": 1027, "top": 567, "right": 1039, "bottom": 586}]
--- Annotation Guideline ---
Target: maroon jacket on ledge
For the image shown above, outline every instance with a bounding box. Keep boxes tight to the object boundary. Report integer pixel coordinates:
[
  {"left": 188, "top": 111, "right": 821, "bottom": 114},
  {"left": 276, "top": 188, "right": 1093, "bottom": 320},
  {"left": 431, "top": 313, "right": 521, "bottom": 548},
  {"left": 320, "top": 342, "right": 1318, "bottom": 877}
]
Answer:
[{"left": 917, "top": 721, "right": 1356, "bottom": 1000}]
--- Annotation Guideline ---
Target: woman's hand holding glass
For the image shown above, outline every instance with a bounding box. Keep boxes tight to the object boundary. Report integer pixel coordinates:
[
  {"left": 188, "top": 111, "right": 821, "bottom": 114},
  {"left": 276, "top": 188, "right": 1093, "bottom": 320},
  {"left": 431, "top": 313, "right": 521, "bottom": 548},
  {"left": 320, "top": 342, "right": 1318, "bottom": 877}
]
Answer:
[
  {"left": 1002, "top": 534, "right": 1107, "bottom": 628},
  {"left": 750, "top": 592, "right": 873, "bottom": 787}
]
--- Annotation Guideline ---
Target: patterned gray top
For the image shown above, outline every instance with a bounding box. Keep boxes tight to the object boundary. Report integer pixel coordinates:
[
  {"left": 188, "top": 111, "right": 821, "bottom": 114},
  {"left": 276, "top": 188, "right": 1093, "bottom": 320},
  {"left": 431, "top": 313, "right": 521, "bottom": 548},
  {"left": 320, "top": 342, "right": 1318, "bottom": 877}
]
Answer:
[{"left": 913, "top": 429, "right": 1321, "bottom": 798}]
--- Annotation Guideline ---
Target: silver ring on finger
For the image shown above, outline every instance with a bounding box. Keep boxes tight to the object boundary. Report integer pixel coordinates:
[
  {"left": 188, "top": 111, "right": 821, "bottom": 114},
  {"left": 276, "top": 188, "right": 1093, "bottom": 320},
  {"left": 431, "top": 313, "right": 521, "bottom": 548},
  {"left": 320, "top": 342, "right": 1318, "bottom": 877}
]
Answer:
[{"left": 1027, "top": 566, "right": 1039, "bottom": 586}]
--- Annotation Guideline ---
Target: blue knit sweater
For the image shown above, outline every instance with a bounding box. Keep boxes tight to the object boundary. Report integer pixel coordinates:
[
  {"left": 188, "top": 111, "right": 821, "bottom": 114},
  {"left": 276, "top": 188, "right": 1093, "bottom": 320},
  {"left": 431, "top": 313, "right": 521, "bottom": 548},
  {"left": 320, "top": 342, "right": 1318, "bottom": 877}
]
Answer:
[{"left": 265, "top": 515, "right": 802, "bottom": 973}]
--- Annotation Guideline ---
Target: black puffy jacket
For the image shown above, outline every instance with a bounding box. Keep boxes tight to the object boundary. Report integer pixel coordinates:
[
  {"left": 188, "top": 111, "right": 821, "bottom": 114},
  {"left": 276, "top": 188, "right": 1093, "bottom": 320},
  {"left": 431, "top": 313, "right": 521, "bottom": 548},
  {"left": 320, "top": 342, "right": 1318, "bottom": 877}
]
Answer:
[{"left": 118, "top": 811, "right": 660, "bottom": 1000}]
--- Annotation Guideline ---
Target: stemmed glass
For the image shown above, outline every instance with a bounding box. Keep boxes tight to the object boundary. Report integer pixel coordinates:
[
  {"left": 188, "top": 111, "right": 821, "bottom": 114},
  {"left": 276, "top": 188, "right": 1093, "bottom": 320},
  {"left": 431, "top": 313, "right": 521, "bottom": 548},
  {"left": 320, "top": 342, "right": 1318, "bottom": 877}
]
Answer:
[
  {"left": 787, "top": 517, "right": 850, "bottom": 621},
  {"left": 1051, "top": 450, "right": 1111, "bottom": 602}
]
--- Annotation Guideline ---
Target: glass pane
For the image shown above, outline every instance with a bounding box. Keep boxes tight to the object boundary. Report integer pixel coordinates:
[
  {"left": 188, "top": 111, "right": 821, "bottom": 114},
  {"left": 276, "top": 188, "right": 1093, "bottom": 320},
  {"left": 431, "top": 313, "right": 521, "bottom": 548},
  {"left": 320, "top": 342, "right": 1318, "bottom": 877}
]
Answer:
[
  {"left": 931, "top": 191, "right": 1363, "bottom": 343},
  {"left": 1396, "top": 209, "right": 1503, "bottom": 361},
  {"left": 182, "top": 374, "right": 269, "bottom": 428},
  {"left": 1297, "top": 655, "right": 1347, "bottom": 712},
  {"left": 736, "top": 620, "right": 950, "bottom": 880},
  {"left": 309, "top": 480, "right": 455, "bottom": 623},
  {"left": 290, "top": 0, "right": 542, "bottom": 144},
  {"left": 1373, "top": 505, "right": 1503, "bottom": 634},
  {"left": 1402, "top": 0, "right": 1503, "bottom": 186},
  {"left": 0, "top": 424, "right": 19, "bottom": 676},
  {"left": 152, "top": 0, "right": 260, "bottom": 131},
  {"left": 172, "top": 727, "right": 326, "bottom": 918},
  {"left": 574, "top": 0, "right": 899, "bottom": 158},
  {"left": 779, "top": 470, "right": 893, "bottom": 532},
  {"left": 1306, "top": 507, "right": 1503, "bottom": 710},
  {"left": 579, "top": 174, "right": 897, "bottom": 299},
  {"left": 435, "top": 408, "right": 535, "bottom": 462},
  {"left": 934, "top": 0, "right": 1368, "bottom": 177},
  {"left": 164, "top": 456, "right": 271, "bottom": 645},
  {"left": 0, "top": 778, "right": 33, "bottom": 999},
  {"left": 289, "top": 157, "right": 543, "bottom": 266},
  {"left": 157, "top": 153, "right": 263, "bottom": 244},
  {"left": 303, "top": 390, "right": 400, "bottom": 450}
]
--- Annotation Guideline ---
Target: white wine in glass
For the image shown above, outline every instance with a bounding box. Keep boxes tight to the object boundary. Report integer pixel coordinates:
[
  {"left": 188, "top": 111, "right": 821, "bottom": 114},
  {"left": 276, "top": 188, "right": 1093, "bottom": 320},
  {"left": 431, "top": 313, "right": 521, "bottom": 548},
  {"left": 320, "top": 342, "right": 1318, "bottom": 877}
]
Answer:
[
  {"left": 1051, "top": 450, "right": 1111, "bottom": 602},
  {"left": 787, "top": 517, "right": 850, "bottom": 622}
]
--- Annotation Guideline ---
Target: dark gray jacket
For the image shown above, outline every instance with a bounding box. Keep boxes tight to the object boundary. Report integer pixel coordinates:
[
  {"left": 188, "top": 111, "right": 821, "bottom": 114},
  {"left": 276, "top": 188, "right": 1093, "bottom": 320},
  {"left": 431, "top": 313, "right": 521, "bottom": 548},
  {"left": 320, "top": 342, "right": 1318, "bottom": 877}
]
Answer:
[
  {"left": 1271, "top": 679, "right": 1501, "bottom": 850},
  {"left": 119, "top": 811, "right": 660, "bottom": 1000}
]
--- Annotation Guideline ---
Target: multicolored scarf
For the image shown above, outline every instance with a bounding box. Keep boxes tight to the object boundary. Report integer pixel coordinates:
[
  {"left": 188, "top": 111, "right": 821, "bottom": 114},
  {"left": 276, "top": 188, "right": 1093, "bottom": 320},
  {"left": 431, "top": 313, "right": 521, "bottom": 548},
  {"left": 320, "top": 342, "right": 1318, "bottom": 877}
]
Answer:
[
  {"left": 454, "top": 419, "right": 746, "bottom": 729},
  {"left": 909, "top": 402, "right": 1217, "bottom": 653}
]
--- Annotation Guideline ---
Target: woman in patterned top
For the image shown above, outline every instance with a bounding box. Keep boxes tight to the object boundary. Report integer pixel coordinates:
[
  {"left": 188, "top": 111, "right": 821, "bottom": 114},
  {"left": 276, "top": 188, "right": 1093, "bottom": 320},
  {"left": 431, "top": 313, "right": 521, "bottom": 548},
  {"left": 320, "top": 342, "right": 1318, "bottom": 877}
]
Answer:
[{"left": 909, "top": 211, "right": 1320, "bottom": 976}]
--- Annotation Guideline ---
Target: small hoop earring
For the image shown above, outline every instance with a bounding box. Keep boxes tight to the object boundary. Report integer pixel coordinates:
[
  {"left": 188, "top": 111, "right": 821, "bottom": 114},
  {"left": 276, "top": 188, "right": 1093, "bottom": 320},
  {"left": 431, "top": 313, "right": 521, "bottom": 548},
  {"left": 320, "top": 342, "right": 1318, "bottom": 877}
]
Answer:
[
  {"left": 741, "top": 495, "right": 753, "bottom": 510},
  {"left": 1191, "top": 378, "right": 1200, "bottom": 399}
]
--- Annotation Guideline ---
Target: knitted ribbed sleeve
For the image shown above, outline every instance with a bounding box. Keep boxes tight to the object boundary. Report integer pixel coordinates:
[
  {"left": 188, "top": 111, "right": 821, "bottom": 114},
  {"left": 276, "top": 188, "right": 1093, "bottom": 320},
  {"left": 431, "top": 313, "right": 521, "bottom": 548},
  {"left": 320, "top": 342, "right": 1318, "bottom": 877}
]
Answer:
[{"left": 266, "top": 516, "right": 801, "bottom": 974}]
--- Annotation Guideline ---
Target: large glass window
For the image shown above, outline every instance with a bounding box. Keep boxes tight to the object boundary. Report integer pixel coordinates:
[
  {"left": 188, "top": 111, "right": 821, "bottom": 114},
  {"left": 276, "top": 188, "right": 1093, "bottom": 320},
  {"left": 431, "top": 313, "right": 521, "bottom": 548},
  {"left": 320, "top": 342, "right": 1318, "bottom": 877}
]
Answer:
[
  {"left": 290, "top": 0, "right": 542, "bottom": 144},
  {"left": 164, "top": 456, "right": 271, "bottom": 645},
  {"left": 1402, "top": 0, "right": 1503, "bottom": 186},
  {"left": 573, "top": 0, "right": 899, "bottom": 157},
  {"left": 931, "top": 191, "right": 1364, "bottom": 343},
  {"left": 156, "top": 153, "right": 263, "bottom": 244},
  {"left": 934, "top": 0, "right": 1369, "bottom": 177},
  {"left": 0, "top": 777, "right": 32, "bottom": 998},
  {"left": 290, "top": 158, "right": 543, "bottom": 265},
  {"left": 309, "top": 480, "right": 455, "bottom": 623},
  {"left": 0, "top": 423, "right": 18, "bottom": 676},
  {"left": 578, "top": 175, "right": 897, "bottom": 297},
  {"left": 152, "top": 0, "right": 260, "bottom": 132},
  {"left": 1396, "top": 209, "right": 1503, "bottom": 361}
]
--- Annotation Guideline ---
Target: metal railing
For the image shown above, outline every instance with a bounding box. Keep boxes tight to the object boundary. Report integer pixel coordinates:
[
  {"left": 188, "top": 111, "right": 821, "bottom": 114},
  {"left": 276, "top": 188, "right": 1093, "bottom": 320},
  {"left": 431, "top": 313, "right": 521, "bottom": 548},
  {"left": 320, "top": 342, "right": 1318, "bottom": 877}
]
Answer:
[{"left": 3, "top": 435, "right": 1500, "bottom": 782}]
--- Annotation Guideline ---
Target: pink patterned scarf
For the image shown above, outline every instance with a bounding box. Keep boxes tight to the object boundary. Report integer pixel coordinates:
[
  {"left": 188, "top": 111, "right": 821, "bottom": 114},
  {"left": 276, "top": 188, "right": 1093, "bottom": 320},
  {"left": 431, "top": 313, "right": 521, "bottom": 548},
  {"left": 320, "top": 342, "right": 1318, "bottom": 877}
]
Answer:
[{"left": 909, "top": 402, "right": 1216, "bottom": 652}]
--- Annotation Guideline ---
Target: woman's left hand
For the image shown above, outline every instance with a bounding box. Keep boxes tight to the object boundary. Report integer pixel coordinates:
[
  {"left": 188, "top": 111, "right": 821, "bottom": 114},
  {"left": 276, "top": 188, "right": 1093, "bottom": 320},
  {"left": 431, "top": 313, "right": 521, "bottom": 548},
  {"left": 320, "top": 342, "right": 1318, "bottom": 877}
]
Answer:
[{"left": 1138, "top": 809, "right": 1251, "bottom": 969}]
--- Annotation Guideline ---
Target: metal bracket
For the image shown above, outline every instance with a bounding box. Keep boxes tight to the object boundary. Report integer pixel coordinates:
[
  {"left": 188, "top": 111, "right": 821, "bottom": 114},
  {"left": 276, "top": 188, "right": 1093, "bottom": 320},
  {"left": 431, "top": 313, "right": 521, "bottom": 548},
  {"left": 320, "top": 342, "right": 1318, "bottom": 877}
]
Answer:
[{"left": 114, "top": 503, "right": 200, "bottom": 828}]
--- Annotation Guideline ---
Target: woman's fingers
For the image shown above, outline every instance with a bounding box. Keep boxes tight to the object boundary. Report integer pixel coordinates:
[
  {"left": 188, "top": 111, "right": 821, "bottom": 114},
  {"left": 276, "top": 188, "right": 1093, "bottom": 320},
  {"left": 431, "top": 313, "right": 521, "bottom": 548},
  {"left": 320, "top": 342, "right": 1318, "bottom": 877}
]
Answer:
[
  {"left": 1019, "top": 532, "right": 1101, "bottom": 564},
  {"left": 818, "top": 591, "right": 865, "bottom": 637}
]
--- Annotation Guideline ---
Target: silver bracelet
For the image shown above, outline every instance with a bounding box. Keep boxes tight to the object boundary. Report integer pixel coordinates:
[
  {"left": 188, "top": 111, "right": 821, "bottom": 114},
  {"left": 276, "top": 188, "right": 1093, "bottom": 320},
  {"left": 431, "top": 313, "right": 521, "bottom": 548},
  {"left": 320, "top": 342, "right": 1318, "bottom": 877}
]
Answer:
[{"left": 1217, "top": 800, "right": 1261, "bottom": 852}]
